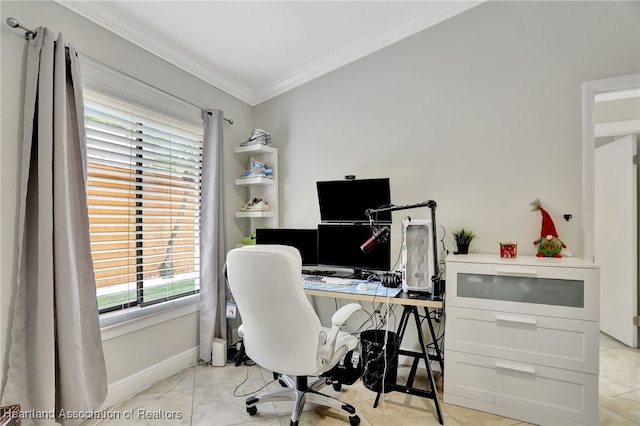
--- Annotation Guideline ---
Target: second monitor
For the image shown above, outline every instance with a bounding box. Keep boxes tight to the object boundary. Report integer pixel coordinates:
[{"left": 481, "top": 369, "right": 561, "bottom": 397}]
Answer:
[
  {"left": 317, "top": 224, "right": 391, "bottom": 277},
  {"left": 255, "top": 228, "right": 318, "bottom": 266}
]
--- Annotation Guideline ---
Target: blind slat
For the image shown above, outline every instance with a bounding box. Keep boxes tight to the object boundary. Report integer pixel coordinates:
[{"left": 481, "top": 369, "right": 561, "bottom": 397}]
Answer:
[
  {"left": 86, "top": 129, "right": 203, "bottom": 163},
  {"left": 85, "top": 89, "right": 204, "bottom": 312}
]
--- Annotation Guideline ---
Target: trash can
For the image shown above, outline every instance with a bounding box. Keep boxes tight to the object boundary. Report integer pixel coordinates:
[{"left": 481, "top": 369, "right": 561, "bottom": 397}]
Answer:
[{"left": 360, "top": 329, "right": 398, "bottom": 392}]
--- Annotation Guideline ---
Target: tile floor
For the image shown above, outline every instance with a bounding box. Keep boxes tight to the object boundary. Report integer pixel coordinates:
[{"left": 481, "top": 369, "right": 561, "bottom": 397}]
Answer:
[{"left": 91, "top": 333, "right": 639, "bottom": 425}]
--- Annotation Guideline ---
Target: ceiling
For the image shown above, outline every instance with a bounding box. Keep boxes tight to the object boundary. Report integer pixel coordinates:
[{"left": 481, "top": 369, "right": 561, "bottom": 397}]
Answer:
[{"left": 56, "top": 1, "right": 482, "bottom": 106}]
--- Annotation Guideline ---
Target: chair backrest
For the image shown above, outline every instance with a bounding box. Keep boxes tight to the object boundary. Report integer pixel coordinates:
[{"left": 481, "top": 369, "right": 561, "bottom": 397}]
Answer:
[{"left": 226, "top": 244, "right": 324, "bottom": 375}]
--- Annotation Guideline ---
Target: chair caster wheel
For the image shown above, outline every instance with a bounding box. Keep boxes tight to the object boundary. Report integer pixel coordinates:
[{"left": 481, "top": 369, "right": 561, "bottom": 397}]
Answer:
[
  {"left": 247, "top": 406, "right": 257, "bottom": 416},
  {"left": 349, "top": 415, "right": 360, "bottom": 425},
  {"left": 333, "top": 383, "right": 342, "bottom": 392}
]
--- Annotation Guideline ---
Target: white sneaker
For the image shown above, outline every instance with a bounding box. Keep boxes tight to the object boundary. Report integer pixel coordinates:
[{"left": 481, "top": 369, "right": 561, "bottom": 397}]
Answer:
[
  {"left": 240, "top": 129, "right": 272, "bottom": 147},
  {"left": 241, "top": 198, "right": 270, "bottom": 211}
]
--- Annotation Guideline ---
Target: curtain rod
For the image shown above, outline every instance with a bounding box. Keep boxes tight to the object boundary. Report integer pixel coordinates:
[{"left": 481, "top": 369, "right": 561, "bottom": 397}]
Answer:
[
  {"left": 5, "top": 16, "right": 234, "bottom": 125},
  {"left": 6, "top": 17, "right": 36, "bottom": 39}
]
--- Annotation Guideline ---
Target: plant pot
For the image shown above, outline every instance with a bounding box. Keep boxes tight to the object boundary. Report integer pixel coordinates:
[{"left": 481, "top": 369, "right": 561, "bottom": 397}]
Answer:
[{"left": 455, "top": 242, "right": 469, "bottom": 254}]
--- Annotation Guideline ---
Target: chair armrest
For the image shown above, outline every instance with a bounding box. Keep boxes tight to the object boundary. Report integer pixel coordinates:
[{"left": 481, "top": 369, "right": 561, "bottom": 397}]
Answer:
[
  {"left": 331, "top": 303, "right": 362, "bottom": 326},
  {"left": 317, "top": 303, "right": 361, "bottom": 371}
]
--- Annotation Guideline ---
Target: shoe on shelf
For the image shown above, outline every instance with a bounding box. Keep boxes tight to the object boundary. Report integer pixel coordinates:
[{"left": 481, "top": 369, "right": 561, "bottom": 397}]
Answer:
[
  {"left": 240, "top": 129, "right": 272, "bottom": 147},
  {"left": 240, "top": 197, "right": 270, "bottom": 212},
  {"left": 240, "top": 159, "right": 266, "bottom": 179},
  {"left": 242, "top": 231, "right": 257, "bottom": 245},
  {"left": 264, "top": 162, "right": 274, "bottom": 179}
]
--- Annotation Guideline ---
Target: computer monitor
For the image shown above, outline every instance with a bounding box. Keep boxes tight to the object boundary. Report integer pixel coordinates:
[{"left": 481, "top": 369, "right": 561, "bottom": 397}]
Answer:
[
  {"left": 316, "top": 178, "right": 392, "bottom": 223},
  {"left": 317, "top": 224, "right": 391, "bottom": 277},
  {"left": 255, "top": 228, "right": 318, "bottom": 266}
]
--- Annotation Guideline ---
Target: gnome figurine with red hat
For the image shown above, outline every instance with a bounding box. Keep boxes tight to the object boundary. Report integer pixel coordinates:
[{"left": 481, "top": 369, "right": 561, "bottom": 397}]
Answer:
[{"left": 530, "top": 199, "right": 566, "bottom": 258}]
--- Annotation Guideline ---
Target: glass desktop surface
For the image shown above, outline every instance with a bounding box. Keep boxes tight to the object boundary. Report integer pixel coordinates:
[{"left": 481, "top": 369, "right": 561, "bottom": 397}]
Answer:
[{"left": 302, "top": 275, "right": 401, "bottom": 297}]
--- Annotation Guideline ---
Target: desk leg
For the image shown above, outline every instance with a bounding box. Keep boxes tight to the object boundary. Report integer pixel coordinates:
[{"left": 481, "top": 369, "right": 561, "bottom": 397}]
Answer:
[
  {"left": 373, "top": 306, "right": 444, "bottom": 425},
  {"left": 424, "top": 307, "right": 445, "bottom": 375},
  {"left": 412, "top": 307, "right": 443, "bottom": 425}
]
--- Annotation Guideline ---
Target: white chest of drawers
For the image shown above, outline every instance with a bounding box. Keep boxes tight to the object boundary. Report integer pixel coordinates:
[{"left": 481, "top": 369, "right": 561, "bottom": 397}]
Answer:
[{"left": 444, "top": 254, "right": 600, "bottom": 426}]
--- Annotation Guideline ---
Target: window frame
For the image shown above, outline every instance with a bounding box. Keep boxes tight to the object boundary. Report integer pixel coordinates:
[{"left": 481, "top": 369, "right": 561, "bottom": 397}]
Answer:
[{"left": 80, "top": 56, "right": 205, "bottom": 323}]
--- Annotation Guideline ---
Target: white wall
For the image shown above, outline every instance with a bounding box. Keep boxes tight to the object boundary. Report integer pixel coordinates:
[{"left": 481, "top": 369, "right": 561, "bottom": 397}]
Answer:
[
  {"left": 0, "top": 0, "right": 253, "bottom": 400},
  {"left": 254, "top": 1, "right": 640, "bottom": 262},
  {"left": 252, "top": 0, "right": 640, "bottom": 350}
]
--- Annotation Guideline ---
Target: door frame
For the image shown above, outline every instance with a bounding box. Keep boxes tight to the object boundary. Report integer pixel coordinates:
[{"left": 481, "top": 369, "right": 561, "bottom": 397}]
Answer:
[{"left": 582, "top": 73, "right": 640, "bottom": 262}]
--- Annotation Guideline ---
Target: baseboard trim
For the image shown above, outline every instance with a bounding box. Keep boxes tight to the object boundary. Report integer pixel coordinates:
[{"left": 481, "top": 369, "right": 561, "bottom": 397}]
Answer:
[{"left": 102, "top": 346, "right": 199, "bottom": 409}]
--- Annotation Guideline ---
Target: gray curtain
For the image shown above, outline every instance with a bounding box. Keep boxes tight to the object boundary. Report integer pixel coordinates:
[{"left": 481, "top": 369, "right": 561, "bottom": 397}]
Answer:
[
  {"left": 1, "top": 28, "right": 107, "bottom": 423},
  {"left": 199, "top": 110, "right": 227, "bottom": 362}
]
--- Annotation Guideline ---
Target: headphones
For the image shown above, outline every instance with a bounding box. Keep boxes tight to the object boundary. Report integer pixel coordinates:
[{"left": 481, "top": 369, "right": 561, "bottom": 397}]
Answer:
[{"left": 380, "top": 272, "right": 401, "bottom": 288}]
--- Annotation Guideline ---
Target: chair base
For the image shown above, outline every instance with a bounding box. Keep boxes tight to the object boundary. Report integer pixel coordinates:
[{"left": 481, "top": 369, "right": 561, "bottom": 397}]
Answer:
[{"left": 246, "top": 374, "right": 360, "bottom": 426}]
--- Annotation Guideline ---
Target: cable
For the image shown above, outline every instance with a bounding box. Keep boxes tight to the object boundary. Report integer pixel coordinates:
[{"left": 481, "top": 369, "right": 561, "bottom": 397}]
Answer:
[
  {"left": 439, "top": 224, "right": 448, "bottom": 256},
  {"left": 392, "top": 216, "right": 412, "bottom": 273},
  {"left": 351, "top": 306, "right": 378, "bottom": 335},
  {"left": 380, "top": 293, "right": 393, "bottom": 416},
  {"left": 233, "top": 365, "right": 277, "bottom": 397}
]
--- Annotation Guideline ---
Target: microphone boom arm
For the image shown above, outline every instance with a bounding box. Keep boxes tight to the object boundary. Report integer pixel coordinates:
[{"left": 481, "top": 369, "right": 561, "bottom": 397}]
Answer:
[{"left": 365, "top": 201, "right": 441, "bottom": 296}]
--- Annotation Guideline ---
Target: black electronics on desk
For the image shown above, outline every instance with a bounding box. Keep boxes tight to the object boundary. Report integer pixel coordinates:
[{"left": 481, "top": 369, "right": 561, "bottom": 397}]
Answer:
[
  {"left": 316, "top": 178, "right": 392, "bottom": 223},
  {"left": 317, "top": 224, "right": 391, "bottom": 277},
  {"left": 255, "top": 228, "right": 318, "bottom": 266}
]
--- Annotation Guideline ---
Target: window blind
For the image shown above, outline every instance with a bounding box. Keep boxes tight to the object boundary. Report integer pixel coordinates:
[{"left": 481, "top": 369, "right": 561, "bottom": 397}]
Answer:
[{"left": 84, "top": 90, "right": 203, "bottom": 313}]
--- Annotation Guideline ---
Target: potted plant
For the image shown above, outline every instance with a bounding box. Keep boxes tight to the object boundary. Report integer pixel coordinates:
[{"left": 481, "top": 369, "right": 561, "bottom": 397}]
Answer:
[{"left": 452, "top": 227, "right": 475, "bottom": 254}]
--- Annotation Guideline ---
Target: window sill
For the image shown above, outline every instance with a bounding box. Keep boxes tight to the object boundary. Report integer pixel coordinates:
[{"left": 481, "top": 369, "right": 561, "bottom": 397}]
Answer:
[{"left": 100, "top": 294, "right": 199, "bottom": 341}]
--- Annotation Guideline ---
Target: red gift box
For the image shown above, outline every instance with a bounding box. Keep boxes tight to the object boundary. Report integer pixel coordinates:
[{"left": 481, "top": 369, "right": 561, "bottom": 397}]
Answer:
[{"left": 500, "top": 242, "right": 518, "bottom": 258}]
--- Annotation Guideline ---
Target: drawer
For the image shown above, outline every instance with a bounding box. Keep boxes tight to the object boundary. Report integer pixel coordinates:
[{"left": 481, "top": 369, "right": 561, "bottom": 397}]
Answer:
[
  {"left": 445, "top": 306, "right": 599, "bottom": 373},
  {"left": 446, "top": 259, "right": 599, "bottom": 321},
  {"left": 444, "top": 351, "right": 598, "bottom": 426}
]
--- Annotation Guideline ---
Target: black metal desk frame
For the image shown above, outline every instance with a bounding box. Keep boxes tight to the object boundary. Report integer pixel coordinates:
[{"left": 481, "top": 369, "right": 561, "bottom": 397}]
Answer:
[
  {"left": 304, "top": 288, "right": 445, "bottom": 425},
  {"left": 373, "top": 303, "right": 444, "bottom": 425}
]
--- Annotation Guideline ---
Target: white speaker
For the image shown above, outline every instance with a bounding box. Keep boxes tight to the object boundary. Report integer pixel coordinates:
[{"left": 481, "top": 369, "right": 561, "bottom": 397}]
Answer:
[
  {"left": 401, "top": 219, "right": 434, "bottom": 293},
  {"left": 212, "top": 337, "right": 228, "bottom": 367}
]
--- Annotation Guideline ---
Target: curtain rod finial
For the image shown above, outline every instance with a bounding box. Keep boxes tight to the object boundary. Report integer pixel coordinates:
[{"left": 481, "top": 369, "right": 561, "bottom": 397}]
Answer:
[
  {"left": 7, "top": 17, "right": 36, "bottom": 39},
  {"left": 6, "top": 17, "right": 20, "bottom": 28}
]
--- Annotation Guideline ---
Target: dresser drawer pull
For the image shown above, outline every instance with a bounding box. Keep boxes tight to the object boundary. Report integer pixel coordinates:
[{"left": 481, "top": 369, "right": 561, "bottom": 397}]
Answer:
[
  {"left": 495, "top": 361, "right": 536, "bottom": 375},
  {"left": 495, "top": 314, "right": 537, "bottom": 326},
  {"left": 495, "top": 267, "right": 538, "bottom": 277}
]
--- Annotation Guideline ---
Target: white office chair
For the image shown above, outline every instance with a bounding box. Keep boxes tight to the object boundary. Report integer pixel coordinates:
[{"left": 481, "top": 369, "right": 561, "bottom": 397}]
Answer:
[{"left": 226, "top": 244, "right": 362, "bottom": 426}]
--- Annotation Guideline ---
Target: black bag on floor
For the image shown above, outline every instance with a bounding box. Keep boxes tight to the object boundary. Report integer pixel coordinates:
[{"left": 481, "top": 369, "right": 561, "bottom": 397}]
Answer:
[{"left": 321, "top": 349, "right": 363, "bottom": 385}]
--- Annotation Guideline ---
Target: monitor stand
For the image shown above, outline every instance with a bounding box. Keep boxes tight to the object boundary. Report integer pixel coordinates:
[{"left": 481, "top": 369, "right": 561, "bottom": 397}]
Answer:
[
  {"left": 302, "top": 269, "right": 337, "bottom": 276},
  {"left": 326, "top": 269, "right": 365, "bottom": 279},
  {"left": 348, "top": 268, "right": 369, "bottom": 279},
  {"left": 330, "top": 270, "right": 354, "bottom": 278}
]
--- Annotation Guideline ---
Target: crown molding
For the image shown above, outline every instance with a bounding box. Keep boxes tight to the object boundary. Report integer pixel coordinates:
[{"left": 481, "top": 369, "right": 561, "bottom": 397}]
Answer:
[
  {"left": 55, "top": 0, "right": 483, "bottom": 106},
  {"left": 252, "top": 1, "right": 483, "bottom": 104},
  {"left": 54, "top": 0, "right": 255, "bottom": 104}
]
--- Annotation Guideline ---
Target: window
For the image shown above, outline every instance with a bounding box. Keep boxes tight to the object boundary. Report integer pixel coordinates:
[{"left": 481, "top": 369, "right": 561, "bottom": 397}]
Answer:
[{"left": 84, "top": 90, "right": 203, "bottom": 313}]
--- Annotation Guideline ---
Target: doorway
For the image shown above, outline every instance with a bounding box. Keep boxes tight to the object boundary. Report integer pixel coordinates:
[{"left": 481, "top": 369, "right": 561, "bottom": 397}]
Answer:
[{"left": 583, "top": 73, "right": 640, "bottom": 348}]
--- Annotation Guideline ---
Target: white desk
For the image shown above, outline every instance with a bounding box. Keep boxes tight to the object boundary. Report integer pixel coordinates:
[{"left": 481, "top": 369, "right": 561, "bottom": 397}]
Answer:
[{"left": 303, "top": 278, "right": 445, "bottom": 425}]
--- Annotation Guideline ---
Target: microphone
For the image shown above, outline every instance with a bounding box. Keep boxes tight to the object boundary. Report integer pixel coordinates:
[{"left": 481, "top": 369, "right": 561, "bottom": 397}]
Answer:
[{"left": 360, "top": 226, "right": 390, "bottom": 253}]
